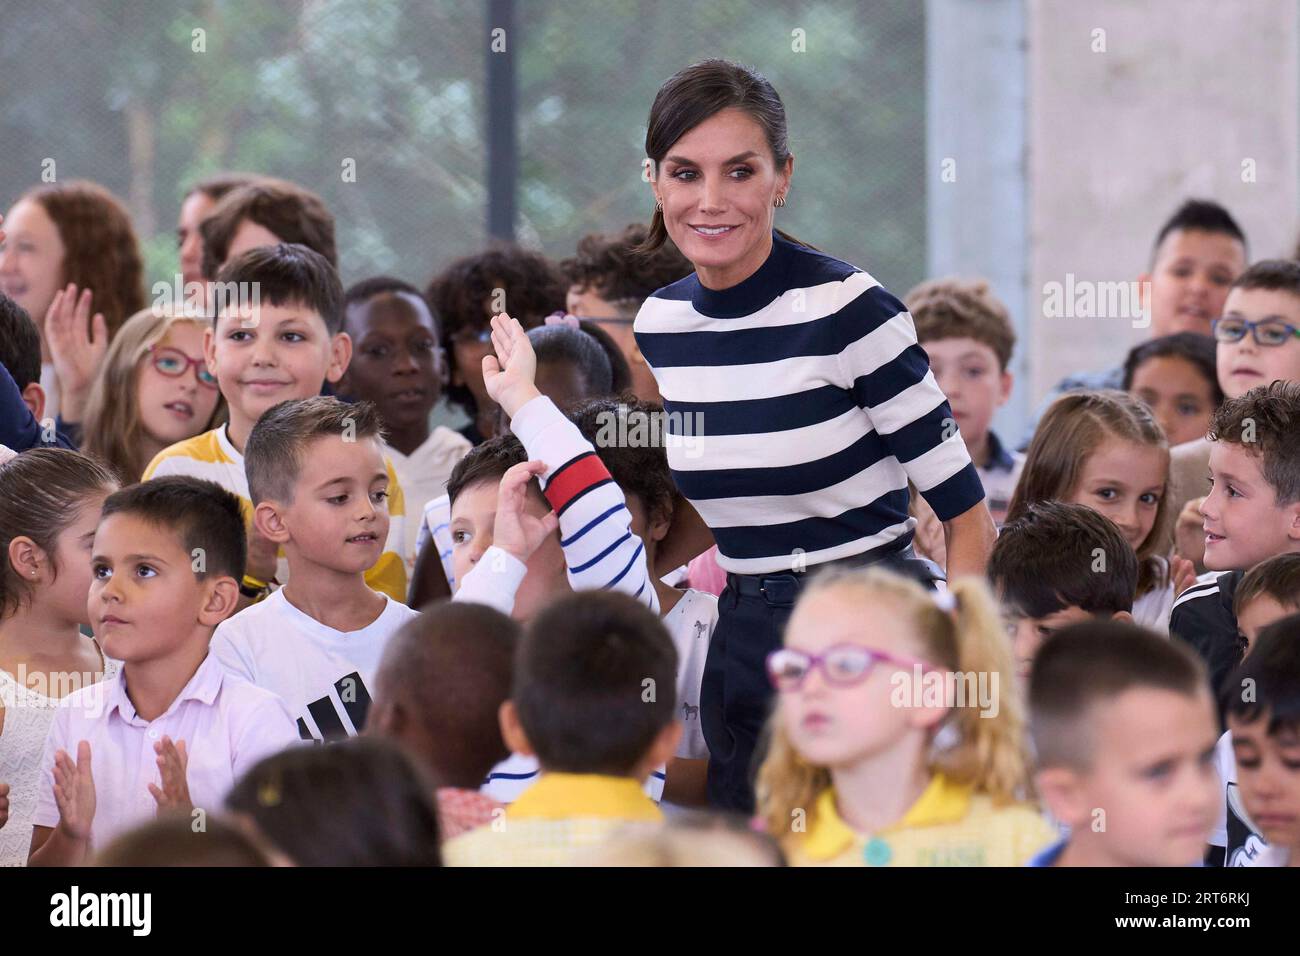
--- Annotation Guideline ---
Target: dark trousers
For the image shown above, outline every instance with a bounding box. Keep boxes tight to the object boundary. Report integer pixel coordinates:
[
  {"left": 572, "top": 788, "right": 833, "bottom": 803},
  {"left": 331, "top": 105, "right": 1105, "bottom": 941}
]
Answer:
[{"left": 701, "top": 544, "right": 943, "bottom": 813}]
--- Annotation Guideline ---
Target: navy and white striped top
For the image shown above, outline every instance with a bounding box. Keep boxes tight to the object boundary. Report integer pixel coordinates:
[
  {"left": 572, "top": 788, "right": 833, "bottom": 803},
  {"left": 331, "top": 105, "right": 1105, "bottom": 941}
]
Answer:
[{"left": 634, "top": 231, "right": 985, "bottom": 575}]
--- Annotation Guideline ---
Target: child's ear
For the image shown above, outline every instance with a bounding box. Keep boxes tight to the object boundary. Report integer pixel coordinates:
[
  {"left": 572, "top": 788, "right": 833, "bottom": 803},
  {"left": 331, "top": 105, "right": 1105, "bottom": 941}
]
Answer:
[
  {"left": 997, "top": 369, "right": 1014, "bottom": 407},
  {"left": 907, "top": 695, "right": 951, "bottom": 734},
  {"left": 1287, "top": 501, "right": 1300, "bottom": 542},
  {"left": 499, "top": 700, "right": 534, "bottom": 756},
  {"left": 647, "top": 503, "right": 672, "bottom": 545},
  {"left": 198, "top": 575, "right": 240, "bottom": 626},
  {"left": 7, "top": 535, "right": 45, "bottom": 581},
  {"left": 1035, "top": 767, "right": 1091, "bottom": 828},
  {"left": 203, "top": 324, "right": 219, "bottom": 375},
  {"left": 21, "top": 381, "right": 46, "bottom": 422},
  {"left": 253, "top": 501, "right": 291, "bottom": 545},
  {"left": 325, "top": 331, "right": 353, "bottom": 384},
  {"left": 1111, "top": 610, "right": 1134, "bottom": 624},
  {"left": 366, "top": 696, "right": 402, "bottom": 737},
  {"left": 1136, "top": 272, "right": 1152, "bottom": 310},
  {"left": 384, "top": 698, "right": 410, "bottom": 737}
]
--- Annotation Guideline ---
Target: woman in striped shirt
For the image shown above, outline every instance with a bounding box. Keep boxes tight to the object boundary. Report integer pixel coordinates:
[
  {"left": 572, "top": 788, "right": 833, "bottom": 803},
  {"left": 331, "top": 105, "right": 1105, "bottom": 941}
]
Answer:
[{"left": 633, "top": 60, "right": 997, "bottom": 812}]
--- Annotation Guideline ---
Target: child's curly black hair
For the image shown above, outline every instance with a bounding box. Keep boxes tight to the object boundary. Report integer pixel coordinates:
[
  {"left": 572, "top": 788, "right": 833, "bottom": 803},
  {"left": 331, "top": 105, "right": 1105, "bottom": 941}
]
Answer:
[
  {"left": 561, "top": 223, "right": 692, "bottom": 309},
  {"left": 568, "top": 396, "right": 678, "bottom": 525},
  {"left": 424, "top": 244, "right": 567, "bottom": 416}
]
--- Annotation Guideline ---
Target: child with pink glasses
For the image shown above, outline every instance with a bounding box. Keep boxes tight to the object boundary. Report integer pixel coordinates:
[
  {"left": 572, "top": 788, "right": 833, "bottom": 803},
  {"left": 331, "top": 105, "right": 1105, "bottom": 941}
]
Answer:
[{"left": 756, "top": 569, "right": 1055, "bottom": 866}]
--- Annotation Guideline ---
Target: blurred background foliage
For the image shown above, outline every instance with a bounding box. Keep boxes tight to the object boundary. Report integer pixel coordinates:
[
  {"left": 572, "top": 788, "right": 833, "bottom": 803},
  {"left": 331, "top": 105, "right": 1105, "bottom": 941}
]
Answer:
[{"left": 1, "top": 0, "right": 925, "bottom": 293}]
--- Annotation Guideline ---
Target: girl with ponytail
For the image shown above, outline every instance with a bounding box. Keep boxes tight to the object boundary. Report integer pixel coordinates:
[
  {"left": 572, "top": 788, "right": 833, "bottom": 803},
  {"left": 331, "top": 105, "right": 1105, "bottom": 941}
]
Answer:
[
  {"left": 0, "top": 448, "right": 119, "bottom": 865},
  {"left": 755, "top": 568, "right": 1055, "bottom": 866}
]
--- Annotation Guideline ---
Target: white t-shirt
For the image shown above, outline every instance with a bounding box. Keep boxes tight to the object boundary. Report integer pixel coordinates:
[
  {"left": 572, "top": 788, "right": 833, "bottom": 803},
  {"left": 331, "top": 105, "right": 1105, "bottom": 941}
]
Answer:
[
  {"left": 1211, "top": 729, "right": 1271, "bottom": 866},
  {"left": 662, "top": 588, "right": 716, "bottom": 762},
  {"left": 385, "top": 427, "right": 470, "bottom": 576},
  {"left": 481, "top": 752, "right": 542, "bottom": 805},
  {"left": 211, "top": 588, "right": 420, "bottom": 741},
  {"left": 1242, "top": 844, "right": 1291, "bottom": 867},
  {"left": 1133, "top": 582, "right": 1176, "bottom": 635},
  {"left": 418, "top": 493, "right": 456, "bottom": 589}
]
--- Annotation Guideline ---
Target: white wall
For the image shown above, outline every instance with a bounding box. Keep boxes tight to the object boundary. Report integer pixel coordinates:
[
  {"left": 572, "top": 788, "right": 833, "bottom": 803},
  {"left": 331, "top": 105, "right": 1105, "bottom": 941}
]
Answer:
[{"left": 1027, "top": 0, "right": 1299, "bottom": 402}]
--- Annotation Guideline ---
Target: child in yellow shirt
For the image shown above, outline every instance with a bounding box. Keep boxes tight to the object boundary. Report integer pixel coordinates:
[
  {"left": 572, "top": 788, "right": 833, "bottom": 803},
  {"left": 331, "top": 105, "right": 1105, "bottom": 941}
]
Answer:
[{"left": 757, "top": 568, "right": 1055, "bottom": 866}]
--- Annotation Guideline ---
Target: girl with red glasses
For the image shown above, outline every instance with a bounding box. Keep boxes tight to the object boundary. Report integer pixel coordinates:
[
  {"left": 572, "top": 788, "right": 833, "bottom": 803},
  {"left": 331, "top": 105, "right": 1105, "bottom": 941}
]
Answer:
[
  {"left": 71, "top": 307, "right": 225, "bottom": 481},
  {"left": 756, "top": 568, "right": 1055, "bottom": 866}
]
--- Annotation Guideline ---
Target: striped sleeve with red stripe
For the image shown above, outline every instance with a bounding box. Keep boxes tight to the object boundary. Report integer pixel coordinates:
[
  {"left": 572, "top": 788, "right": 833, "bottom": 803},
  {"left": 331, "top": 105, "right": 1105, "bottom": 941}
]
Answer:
[{"left": 542, "top": 451, "right": 614, "bottom": 517}]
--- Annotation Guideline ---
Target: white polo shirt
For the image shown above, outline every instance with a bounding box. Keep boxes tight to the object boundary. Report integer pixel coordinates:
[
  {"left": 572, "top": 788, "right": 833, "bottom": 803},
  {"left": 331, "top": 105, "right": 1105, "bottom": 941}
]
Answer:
[
  {"left": 211, "top": 587, "right": 421, "bottom": 741},
  {"left": 33, "top": 653, "right": 297, "bottom": 851}
]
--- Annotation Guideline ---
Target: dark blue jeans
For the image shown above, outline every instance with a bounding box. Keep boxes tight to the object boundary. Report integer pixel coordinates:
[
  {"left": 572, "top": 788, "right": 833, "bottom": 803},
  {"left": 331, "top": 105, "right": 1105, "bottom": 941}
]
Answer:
[{"left": 701, "top": 546, "right": 942, "bottom": 813}]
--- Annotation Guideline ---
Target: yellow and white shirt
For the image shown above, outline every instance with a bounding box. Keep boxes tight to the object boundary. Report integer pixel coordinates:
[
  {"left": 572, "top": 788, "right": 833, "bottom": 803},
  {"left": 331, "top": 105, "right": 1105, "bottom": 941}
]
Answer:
[
  {"left": 786, "top": 774, "right": 1056, "bottom": 867},
  {"left": 444, "top": 773, "right": 663, "bottom": 867},
  {"left": 142, "top": 426, "right": 408, "bottom": 603}
]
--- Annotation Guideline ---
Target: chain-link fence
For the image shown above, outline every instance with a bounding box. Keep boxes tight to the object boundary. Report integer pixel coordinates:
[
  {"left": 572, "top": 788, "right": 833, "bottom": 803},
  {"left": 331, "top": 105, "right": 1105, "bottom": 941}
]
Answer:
[{"left": 1, "top": 0, "right": 926, "bottom": 295}]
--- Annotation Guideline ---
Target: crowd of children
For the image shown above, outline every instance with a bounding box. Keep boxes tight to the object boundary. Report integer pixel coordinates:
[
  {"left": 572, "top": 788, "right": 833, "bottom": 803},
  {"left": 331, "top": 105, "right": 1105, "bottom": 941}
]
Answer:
[{"left": 0, "top": 57, "right": 1299, "bottom": 868}]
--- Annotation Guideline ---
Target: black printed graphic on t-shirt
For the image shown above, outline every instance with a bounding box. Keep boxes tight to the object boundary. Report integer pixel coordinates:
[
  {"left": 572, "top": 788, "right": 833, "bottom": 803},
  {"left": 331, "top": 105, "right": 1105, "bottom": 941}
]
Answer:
[{"left": 295, "top": 671, "right": 373, "bottom": 742}]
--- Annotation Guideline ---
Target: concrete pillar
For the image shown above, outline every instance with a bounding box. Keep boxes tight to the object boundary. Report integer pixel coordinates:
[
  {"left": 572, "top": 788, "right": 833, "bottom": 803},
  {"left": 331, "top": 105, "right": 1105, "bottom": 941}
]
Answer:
[{"left": 926, "top": 0, "right": 1030, "bottom": 441}]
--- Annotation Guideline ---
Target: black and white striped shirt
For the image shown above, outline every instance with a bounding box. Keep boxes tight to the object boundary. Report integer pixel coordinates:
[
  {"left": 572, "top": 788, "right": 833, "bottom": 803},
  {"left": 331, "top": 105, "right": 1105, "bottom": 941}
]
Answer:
[{"left": 634, "top": 231, "right": 985, "bottom": 575}]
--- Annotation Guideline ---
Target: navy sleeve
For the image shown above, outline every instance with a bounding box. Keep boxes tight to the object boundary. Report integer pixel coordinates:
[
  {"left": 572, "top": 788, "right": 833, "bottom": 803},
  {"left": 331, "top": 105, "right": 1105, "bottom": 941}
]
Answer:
[
  {"left": 1169, "top": 574, "right": 1245, "bottom": 707},
  {"left": 0, "top": 361, "right": 48, "bottom": 452}
]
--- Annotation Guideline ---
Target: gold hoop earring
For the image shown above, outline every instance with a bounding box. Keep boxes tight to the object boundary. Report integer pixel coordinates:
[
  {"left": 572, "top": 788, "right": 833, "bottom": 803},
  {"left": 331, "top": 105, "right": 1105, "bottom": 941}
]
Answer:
[{"left": 774, "top": 195, "right": 786, "bottom": 208}]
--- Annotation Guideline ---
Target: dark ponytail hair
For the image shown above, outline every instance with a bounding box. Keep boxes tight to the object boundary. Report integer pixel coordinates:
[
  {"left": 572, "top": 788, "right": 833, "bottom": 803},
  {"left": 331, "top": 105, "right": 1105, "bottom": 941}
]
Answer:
[
  {"left": 638, "top": 59, "right": 812, "bottom": 256},
  {"left": 0, "top": 449, "right": 118, "bottom": 618}
]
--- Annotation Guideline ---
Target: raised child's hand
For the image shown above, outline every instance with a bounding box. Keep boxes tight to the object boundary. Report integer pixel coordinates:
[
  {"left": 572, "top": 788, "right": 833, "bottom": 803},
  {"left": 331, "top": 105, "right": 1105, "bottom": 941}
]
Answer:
[
  {"left": 147, "top": 736, "right": 193, "bottom": 815},
  {"left": 52, "top": 741, "right": 96, "bottom": 842},
  {"left": 1171, "top": 554, "right": 1198, "bottom": 597},
  {"left": 246, "top": 522, "right": 280, "bottom": 586},
  {"left": 492, "top": 459, "right": 559, "bottom": 565},
  {"left": 45, "top": 283, "right": 108, "bottom": 421},
  {"left": 1175, "top": 496, "right": 1208, "bottom": 571},
  {"left": 482, "top": 313, "right": 541, "bottom": 420}
]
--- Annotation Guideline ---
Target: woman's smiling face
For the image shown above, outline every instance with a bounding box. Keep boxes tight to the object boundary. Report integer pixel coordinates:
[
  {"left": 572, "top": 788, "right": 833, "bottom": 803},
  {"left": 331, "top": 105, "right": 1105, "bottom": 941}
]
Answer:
[{"left": 652, "top": 107, "right": 792, "bottom": 290}]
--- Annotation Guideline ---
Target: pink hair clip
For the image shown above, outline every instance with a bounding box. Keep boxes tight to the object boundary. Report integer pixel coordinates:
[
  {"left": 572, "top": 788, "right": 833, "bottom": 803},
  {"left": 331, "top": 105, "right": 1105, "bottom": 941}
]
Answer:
[{"left": 544, "top": 312, "right": 581, "bottom": 330}]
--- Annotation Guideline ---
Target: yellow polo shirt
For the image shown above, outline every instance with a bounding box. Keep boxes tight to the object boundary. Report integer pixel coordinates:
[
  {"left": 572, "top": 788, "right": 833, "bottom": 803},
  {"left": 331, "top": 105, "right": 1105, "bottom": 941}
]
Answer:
[
  {"left": 443, "top": 773, "right": 663, "bottom": 867},
  {"left": 143, "top": 426, "right": 408, "bottom": 603},
  {"left": 787, "top": 774, "right": 1056, "bottom": 867}
]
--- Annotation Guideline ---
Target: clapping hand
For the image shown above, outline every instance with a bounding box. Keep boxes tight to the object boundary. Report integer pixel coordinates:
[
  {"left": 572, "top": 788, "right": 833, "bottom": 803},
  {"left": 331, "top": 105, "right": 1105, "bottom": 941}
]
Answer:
[
  {"left": 147, "top": 736, "right": 193, "bottom": 814},
  {"left": 52, "top": 741, "right": 96, "bottom": 842}
]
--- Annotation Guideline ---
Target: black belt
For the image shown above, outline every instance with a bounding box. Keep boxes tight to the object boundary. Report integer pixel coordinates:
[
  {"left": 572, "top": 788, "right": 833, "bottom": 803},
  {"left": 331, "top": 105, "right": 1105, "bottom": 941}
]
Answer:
[{"left": 725, "top": 542, "right": 945, "bottom": 599}]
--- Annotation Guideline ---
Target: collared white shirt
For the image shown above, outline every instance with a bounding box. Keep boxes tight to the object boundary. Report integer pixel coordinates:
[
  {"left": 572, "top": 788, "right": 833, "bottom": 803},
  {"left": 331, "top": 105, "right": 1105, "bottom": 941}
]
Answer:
[
  {"left": 661, "top": 588, "right": 716, "bottom": 762},
  {"left": 34, "top": 653, "right": 298, "bottom": 851}
]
